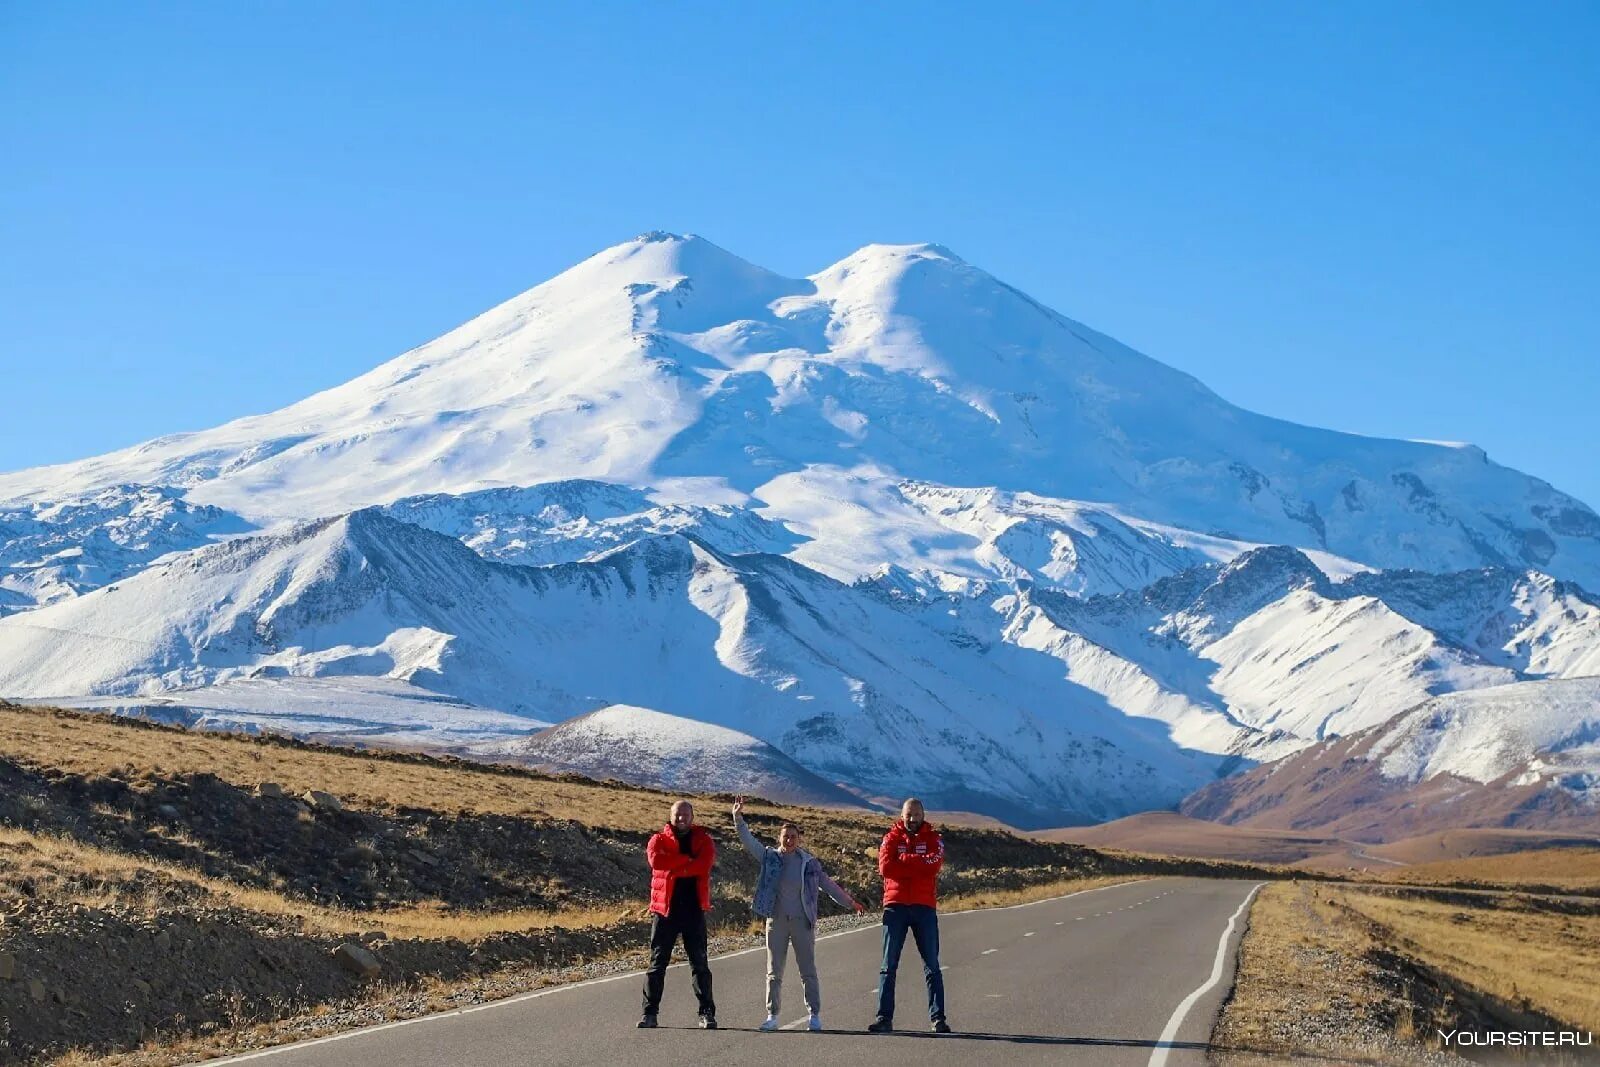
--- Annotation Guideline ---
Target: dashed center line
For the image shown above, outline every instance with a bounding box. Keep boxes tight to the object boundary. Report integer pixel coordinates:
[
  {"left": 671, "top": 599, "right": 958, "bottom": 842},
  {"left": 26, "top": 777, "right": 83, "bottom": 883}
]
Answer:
[
  {"left": 981, "top": 948, "right": 998, "bottom": 955},
  {"left": 1024, "top": 932, "right": 1035, "bottom": 937}
]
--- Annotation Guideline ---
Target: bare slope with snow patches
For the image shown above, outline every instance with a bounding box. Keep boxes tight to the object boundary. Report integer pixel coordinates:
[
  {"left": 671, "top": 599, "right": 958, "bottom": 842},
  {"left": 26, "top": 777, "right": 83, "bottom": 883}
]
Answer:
[
  {"left": 1181, "top": 678, "right": 1600, "bottom": 838},
  {"left": 0, "top": 232, "right": 1595, "bottom": 590}
]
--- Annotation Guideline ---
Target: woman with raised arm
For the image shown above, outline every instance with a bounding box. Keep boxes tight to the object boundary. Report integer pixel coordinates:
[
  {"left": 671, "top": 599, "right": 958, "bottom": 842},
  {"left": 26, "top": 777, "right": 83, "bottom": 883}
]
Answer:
[{"left": 732, "top": 796, "right": 864, "bottom": 1032}]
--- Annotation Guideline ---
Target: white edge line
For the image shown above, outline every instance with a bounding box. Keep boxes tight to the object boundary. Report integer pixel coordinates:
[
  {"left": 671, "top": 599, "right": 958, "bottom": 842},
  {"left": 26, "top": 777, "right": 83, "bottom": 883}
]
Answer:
[
  {"left": 1146, "top": 882, "right": 1264, "bottom": 1067},
  {"left": 200, "top": 878, "right": 1154, "bottom": 1065}
]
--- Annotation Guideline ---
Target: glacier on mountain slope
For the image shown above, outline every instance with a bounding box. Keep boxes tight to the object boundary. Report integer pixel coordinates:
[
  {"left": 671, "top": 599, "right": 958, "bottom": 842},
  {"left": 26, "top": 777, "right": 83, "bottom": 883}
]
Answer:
[
  {"left": 2, "top": 231, "right": 1598, "bottom": 822},
  {"left": 56, "top": 676, "right": 544, "bottom": 749},
  {"left": 0, "top": 485, "right": 252, "bottom": 614}
]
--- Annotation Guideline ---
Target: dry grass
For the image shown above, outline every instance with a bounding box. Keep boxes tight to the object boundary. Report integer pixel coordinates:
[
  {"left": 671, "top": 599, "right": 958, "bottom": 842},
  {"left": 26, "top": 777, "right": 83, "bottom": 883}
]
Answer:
[
  {"left": 1339, "top": 886, "right": 1600, "bottom": 1034},
  {"left": 1219, "top": 878, "right": 1600, "bottom": 1064},
  {"left": 1367, "top": 847, "right": 1600, "bottom": 894},
  {"left": 1367, "top": 828, "right": 1600, "bottom": 866},
  {"left": 0, "top": 825, "right": 636, "bottom": 939},
  {"left": 0, "top": 703, "right": 692, "bottom": 831},
  {"left": 1210, "top": 881, "right": 1427, "bottom": 1065}
]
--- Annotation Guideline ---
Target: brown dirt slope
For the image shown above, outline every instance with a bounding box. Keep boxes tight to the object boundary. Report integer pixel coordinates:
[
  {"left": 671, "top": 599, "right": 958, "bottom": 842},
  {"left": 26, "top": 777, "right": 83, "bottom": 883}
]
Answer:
[
  {"left": 1369, "top": 847, "right": 1600, "bottom": 895},
  {"left": 1037, "top": 811, "right": 1363, "bottom": 866},
  {"left": 1180, "top": 729, "right": 1599, "bottom": 841}
]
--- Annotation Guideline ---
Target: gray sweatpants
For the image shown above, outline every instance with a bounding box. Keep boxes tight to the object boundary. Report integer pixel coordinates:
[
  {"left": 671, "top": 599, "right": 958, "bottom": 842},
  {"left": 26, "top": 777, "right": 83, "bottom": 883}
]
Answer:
[{"left": 765, "top": 912, "right": 820, "bottom": 1017}]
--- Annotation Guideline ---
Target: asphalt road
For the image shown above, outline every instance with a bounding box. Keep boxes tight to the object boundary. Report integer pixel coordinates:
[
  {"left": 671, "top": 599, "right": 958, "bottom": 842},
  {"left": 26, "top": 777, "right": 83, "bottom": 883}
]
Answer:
[{"left": 207, "top": 877, "right": 1264, "bottom": 1067}]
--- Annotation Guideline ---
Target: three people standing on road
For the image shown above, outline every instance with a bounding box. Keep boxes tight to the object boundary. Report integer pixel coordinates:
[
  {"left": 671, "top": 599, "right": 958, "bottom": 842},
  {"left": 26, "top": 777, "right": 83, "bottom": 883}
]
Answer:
[
  {"left": 731, "top": 796, "right": 864, "bottom": 1033},
  {"left": 637, "top": 794, "right": 951, "bottom": 1034},
  {"left": 639, "top": 800, "right": 718, "bottom": 1029},
  {"left": 870, "top": 797, "right": 951, "bottom": 1033}
]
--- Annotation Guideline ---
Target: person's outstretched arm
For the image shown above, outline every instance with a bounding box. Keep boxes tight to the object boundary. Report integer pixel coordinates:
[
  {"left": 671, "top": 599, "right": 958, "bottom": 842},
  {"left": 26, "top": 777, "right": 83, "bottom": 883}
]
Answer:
[
  {"left": 731, "top": 800, "right": 769, "bottom": 859},
  {"left": 818, "top": 867, "right": 864, "bottom": 913}
]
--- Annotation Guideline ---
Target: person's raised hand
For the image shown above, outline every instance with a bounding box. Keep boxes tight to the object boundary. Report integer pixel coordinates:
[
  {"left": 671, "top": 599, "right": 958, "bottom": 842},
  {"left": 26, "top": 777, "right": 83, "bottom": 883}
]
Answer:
[{"left": 732, "top": 796, "right": 745, "bottom": 818}]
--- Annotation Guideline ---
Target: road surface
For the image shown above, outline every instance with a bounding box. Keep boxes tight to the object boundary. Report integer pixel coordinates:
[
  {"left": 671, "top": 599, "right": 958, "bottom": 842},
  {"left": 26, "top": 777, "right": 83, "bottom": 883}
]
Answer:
[{"left": 206, "top": 877, "right": 1264, "bottom": 1066}]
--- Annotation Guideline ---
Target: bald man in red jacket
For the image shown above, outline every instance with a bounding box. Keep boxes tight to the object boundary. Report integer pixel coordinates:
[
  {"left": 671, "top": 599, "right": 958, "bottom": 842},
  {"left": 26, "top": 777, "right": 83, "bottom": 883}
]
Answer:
[
  {"left": 868, "top": 797, "right": 951, "bottom": 1033},
  {"left": 639, "top": 800, "right": 717, "bottom": 1029}
]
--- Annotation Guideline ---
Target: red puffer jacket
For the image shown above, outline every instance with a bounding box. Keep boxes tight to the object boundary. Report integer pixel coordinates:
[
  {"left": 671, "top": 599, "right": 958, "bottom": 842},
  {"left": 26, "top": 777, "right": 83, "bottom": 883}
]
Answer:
[
  {"left": 647, "top": 824, "right": 716, "bottom": 917},
  {"left": 879, "top": 819, "right": 944, "bottom": 907}
]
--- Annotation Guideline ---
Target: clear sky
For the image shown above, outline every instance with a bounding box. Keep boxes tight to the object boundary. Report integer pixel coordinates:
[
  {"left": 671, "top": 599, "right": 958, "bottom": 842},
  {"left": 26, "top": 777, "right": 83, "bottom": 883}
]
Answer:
[{"left": 2, "top": 3, "right": 1596, "bottom": 507}]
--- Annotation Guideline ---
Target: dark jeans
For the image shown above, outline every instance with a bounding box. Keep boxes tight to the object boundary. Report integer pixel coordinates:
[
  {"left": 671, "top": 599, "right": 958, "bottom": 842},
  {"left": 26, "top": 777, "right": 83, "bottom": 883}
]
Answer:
[
  {"left": 875, "top": 903, "right": 945, "bottom": 1023},
  {"left": 641, "top": 908, "right": 716, "bottom": 1017}
]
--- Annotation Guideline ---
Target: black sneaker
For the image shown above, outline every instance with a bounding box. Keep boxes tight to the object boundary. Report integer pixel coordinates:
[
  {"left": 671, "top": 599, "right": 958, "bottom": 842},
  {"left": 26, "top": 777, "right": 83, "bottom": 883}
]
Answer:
[
  {"left": 637, "top": 1014, "right": 657, "bottom": 1028},
  {"left": 698, "top": 1015, "right": 718, "bottom": 1030},
  {"left": 867, "top": 1017, "right": 894, "bottom": 1033},
  {"left": 932, "top": 1019, "right": 952, "bottom": 1034}
]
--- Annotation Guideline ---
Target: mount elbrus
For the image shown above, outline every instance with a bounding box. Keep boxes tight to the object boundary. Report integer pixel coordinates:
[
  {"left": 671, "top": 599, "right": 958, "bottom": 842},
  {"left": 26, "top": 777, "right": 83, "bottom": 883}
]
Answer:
[{"left": 2, "top": 233, "right": 1596, "bottom": 829}]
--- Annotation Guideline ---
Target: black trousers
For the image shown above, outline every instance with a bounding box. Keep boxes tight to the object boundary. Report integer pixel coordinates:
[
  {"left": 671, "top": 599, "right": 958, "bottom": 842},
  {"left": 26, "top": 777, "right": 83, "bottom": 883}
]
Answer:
[{"left": 641, "top": 908, "right": 715, "bottom": 1017}]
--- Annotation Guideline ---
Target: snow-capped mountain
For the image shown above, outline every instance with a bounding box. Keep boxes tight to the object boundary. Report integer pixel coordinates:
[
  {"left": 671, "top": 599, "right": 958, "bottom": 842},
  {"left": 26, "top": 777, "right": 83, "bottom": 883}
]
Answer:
[
  {"left": 1180, "top": 677, "right": 1600, "bottom": 839},
  {"left": 2, "top": 232, "right": 1595, "bottom": 590},
  {"left": 2, "top": 231, "right": 1597, "bottom": 825}
]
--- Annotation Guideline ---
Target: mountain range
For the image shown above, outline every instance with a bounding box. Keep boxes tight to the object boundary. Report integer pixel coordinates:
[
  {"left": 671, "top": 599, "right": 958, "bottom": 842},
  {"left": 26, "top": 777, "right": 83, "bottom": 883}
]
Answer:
[{"left": 2, "top": 232, "right": 1596, "bottom": 829}]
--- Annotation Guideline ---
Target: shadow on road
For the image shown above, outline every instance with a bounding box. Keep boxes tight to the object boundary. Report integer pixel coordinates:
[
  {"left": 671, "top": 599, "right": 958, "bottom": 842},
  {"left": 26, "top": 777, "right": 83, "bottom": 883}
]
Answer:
[{"left": 706, "top": 1029, "right": 1359, "bottom": 1060}]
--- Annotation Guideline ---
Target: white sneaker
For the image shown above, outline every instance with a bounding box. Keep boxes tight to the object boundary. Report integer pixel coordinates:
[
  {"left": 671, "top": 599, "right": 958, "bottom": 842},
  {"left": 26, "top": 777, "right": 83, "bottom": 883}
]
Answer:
[
  {"left": 807, "top": 1015, "right": 822, "bottom": 1032},
  {"left": 759, "top": 1015, "right": 779, "bottom": 1032}
]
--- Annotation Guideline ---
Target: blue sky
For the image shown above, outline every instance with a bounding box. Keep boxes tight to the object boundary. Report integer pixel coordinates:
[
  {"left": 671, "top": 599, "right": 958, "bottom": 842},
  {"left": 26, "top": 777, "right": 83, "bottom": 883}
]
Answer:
[{"left": 2, "top": 2, "right": 1596, "bottom": 506}]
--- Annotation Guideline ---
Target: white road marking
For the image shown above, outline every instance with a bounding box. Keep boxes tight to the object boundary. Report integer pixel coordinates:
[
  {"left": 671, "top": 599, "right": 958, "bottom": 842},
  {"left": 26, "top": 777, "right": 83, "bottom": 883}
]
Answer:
[
  {"left": 204, "top": 878, "right": 1161, "bottom": 1064},
  {"left": 1024, "top": 932, "right": 1035, "bottom": 937},
  {"left": 981, "top": 948, "right": 998, "bottom": 955},
  {"left": 1147, "top": 883, "right": 1264, "bottom": 1067}
]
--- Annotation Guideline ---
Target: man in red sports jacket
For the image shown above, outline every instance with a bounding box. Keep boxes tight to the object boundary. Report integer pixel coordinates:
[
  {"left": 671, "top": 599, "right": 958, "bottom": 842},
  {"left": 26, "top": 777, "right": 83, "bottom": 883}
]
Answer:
[
  {"left": 869, "top": 797, "right": 950, "bottom": 1033},
  {"left": 639, "top": 799, "right": 717, "bottom": 1029}
]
